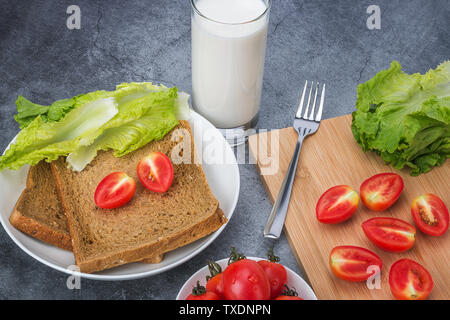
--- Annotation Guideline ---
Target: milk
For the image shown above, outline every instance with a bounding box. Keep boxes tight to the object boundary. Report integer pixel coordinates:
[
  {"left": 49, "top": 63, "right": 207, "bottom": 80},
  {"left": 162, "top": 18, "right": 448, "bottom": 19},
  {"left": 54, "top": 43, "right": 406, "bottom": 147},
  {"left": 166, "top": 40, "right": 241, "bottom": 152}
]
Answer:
[{"left": 191, "top": 0, "right": 270, "bottom": 129}]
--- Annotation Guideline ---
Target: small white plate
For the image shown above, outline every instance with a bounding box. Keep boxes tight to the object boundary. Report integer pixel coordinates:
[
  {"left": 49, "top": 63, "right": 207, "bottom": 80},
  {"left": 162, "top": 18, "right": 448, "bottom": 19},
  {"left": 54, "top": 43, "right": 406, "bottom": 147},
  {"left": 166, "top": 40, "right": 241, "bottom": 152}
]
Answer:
[
  {"left": 0, "top": 111, "right": 240, "bottom": 280},
  {"left": 176, "top": 257, "right": 318, "bottom": 300}
]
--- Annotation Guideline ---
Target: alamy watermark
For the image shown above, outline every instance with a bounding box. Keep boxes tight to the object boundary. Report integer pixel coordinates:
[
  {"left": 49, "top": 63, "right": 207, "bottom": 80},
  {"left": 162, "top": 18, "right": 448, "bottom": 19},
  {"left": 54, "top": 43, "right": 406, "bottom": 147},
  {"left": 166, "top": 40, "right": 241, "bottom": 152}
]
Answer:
[
  {"left": 66, "top": 5, "right": 81, "bottom": 30},
  {"left": 366, "top": 265, "right": 381, "bottom": 290},
  {"left": 169, "top": 121, "right": 279, "bottom": 176},
  {"left": 367, "top": 5, "right": 381, "bottom": 30},
  {"left": 66, "top": 265, "right": 81, "bottom": 290}
]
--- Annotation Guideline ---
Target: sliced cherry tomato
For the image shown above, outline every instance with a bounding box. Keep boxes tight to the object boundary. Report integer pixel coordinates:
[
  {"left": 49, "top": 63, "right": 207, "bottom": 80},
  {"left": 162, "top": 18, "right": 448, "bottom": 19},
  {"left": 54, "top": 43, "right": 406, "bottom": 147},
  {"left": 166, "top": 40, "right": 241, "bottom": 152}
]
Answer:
[
  {"left": 137, "top": 152, "right": 174, "bottom": 193},
  {"left": 411, "top": 193, "right": 449, "bottom": 236},
  {"left": 222, "top": 259, "right": 271, "bottom": 300},
  {"left": 205, "top": 260, "right": 224, "bottom": 298},
  {"left": 360, "top": 173, "right": 403, "bottom": 211},
  {"left": 316, "top": 185, "right": 359, "bottom": 224},
  {"left": 186, "top": 281, "right": 220, "bottom": 300},
  {"left": 257, "top": 248, "right": 287, "bottom": 299},
  {"left": 94, "top": 172, "right": 136, "bottom": 209},
  {"left": 362, "top": 217, "right": 416, "bottom": 252},
  {"left": 389, "top": 259, "right": 433, "bottom": 300},
  {"left": 329, "top": 245, "right": 382, "bottom": 282},
  {"left": 274, "top": 285, "right": 303, "bottom": 300}
]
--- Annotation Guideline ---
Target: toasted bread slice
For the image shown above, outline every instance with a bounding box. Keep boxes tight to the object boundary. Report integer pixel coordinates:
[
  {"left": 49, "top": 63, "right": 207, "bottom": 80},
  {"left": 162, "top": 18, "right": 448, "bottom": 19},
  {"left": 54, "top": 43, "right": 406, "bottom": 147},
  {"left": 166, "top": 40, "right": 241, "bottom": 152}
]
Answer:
[
  {"left": 10, "top": 161, "right": 72, "bottom": 251},
  {"left": 10, "top": 161, "right": 164, "bottom": 264},
  {"left": 52, "top": 120, "right": 226, "bottom": 273}
]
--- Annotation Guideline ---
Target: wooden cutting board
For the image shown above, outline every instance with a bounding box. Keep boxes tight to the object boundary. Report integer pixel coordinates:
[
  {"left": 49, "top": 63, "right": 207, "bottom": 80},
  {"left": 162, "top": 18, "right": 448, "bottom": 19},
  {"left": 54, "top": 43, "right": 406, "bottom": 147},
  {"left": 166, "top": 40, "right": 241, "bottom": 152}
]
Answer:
[{"left": 248, "top": 114, "right": 449, "bottom": 300}]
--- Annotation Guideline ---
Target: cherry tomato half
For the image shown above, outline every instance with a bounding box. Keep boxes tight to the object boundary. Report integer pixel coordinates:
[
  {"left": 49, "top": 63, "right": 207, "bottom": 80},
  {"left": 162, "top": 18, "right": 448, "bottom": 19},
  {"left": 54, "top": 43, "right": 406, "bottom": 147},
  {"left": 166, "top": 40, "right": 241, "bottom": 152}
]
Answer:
[
  {"left": 362, "top": 217, "right": 416, "bottom": 252},
  {"left": 94, "top": 172, "right": 136, "bottom": 209},
  {"left": 389, "top": 259, "right": 433, "bottom": 300},
  {"left": 360, "top": 173, "right": 403, "bottom": 211},
  {"left": 329, "top": 245, "right": 382, "bottom": 282},
  {"left": 137, "top": 152, "right": 174, "bottom": 193},
  {"left": 222, "top": 259, "right": 271, "bottom": 300},
  {"left": 411, "top": 194, "right": 449, "bottom": 236},
  {"left": 316, "top": 185, "right": 359, "bottom": 224}
]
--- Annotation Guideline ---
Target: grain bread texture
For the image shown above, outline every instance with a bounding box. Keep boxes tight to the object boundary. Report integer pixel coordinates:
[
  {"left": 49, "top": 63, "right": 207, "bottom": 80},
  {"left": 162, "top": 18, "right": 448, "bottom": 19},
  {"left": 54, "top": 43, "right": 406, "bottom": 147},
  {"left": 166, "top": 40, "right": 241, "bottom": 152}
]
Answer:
[
  {"left": 9, "top": 162, "right": 164, "bottom": 264},
  {"left": 10, "top": 161, "right": 72, "bottom": 251},
  {"left": 52, "top": 120, "right": 226, "bottom": 273}
]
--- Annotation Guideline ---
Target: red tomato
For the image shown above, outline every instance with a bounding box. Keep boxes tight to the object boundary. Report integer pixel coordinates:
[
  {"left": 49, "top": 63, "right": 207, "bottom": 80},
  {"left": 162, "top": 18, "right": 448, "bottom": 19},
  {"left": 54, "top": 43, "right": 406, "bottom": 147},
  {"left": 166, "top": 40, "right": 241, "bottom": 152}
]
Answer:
[
  {"left": 94, "top": 172, "right": 136, "bottom": 209},
  {"left": 274, "top": 285, "right": 303, "bottom": 300},
  {"left": 257, "top": 260, "right": 287, "bottom": 299},
  {"left": 206, "top": 273, "right": 224, "bottom": 299},
  {"left": 411, "top": 194, "right": 449, "bottom": 236},
  {"left": 362, "top": 217, "right": 416, "bottom": 252},
  {"left": 186, "top": 291, "right": 220, "bottom": 300},
  {"left": 360, "top": 173, "right": 403, "bottom": 211},
  {"left": 329, "top": 246, "right": 382, "bottom": 282},
  {"left": 316, "top": 185, "right": 359, "bottom": 224},
  {"left": 205, "top": 260, "right": 224, "bottom": 298},
  {"left": 137, "top": 152, "right": 173, "bottom": 193},
  {"left": 186, "top": 281, "right": 221, "bottom": 300},
  {"left": 389, "top": 259, "right": 433, "bottom": 300},
  {"left": 222, "top": 259, "right": 271, "bottom": 300},
  {"left": 274, "top": 295, "right": 303, "bottom": 300}
]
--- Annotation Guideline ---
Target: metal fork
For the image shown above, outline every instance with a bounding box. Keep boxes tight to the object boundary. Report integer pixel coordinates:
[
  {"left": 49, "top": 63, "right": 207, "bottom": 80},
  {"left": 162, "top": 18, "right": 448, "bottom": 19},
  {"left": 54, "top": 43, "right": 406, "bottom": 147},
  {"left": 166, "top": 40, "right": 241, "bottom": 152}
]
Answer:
[{"left": 264, "top": 81, "right": 326, "bottom": 239}]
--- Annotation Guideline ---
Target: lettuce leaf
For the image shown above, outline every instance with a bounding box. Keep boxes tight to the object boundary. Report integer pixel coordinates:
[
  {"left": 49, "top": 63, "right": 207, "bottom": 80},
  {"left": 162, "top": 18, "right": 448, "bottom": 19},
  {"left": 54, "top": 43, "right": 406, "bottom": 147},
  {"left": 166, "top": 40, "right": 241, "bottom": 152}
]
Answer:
[
  {"left": 14, "top": 96, "right": 51, "bottom": 128},
  {"left": 1, "top": 83, "right": 184, "bottom": 171},
  {"left": 66, "top": 87, "right": 179, "bottom": 171},
  {"left": 13, "top": 82, "right": 169, "bottom": 129},
  {"left": 1, "top": 97, "right": 118, "bottom": 170},
  {"left": 351, "top": 61, "right": 450, "bottom": 175}
]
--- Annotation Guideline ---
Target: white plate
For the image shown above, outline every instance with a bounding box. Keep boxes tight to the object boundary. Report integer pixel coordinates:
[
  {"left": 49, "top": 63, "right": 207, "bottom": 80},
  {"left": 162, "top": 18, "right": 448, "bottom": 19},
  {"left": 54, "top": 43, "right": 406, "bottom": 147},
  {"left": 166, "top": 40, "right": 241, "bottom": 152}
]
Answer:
[
  {"left": 0, "top": 111, "right": 240, "bottom": 280},
  {"left": 176, "top": 257, "right": 318, "bottom": 300}
]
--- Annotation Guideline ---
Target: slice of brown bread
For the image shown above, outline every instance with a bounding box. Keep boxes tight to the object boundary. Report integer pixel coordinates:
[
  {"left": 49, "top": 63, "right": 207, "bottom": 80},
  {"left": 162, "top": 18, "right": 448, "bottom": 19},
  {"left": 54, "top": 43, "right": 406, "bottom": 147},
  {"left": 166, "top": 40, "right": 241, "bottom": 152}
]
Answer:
[
  {"left": 10, "top": 161, "right": 164, "bottom": 264},
  {"left": 10, "top": 161, "right": 72, "bottom": 251},
  {"left": 51, "top": 120, "right": 226, "bottom": 273}
]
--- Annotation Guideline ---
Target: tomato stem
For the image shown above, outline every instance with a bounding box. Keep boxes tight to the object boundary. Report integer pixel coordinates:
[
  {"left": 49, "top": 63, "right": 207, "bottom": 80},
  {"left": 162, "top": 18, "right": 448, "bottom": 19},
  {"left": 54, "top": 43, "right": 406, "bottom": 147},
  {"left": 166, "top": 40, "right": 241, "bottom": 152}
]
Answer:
[
  {"left": 228, "top": 247, "right": 246, "bottom": 265},
  {"left": 267, "top": 246, "right": 281, "bottom": 263},
  {"left": 191, "top": 281, "right": 207, "bottom": 296},
  {"left": 206, "top": 259, "right": 222, "bottom": 280},
  {"left": 280, "top": 284, "right": 299, "bottom": 297}
]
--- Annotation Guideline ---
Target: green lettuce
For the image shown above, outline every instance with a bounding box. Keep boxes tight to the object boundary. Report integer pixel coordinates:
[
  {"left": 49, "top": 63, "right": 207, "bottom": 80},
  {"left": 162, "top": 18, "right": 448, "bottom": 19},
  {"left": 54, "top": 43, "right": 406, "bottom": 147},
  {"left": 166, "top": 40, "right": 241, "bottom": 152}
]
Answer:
[
  {"left": 66, "top": 86, "right": 179, "bottom": 171},
  {"left": 1, "top": 83, "right": 184, "bottom": 171},
  {"left": 1, "top": 96, "right": 118, "bottom": 170},
  {"left": 14, "top": 91, "right": 112, "bottom": 129},
  {"left": 352, "top": 61, "right": 450, "bottom": 175}
]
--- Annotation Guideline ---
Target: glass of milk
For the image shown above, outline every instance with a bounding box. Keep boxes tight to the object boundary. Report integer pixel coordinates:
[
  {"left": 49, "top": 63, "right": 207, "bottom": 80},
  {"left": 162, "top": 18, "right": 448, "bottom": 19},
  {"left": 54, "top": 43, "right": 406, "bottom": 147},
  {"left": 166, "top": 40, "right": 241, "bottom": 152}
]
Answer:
[{"left": 191, "top": 0, "right": 271, "bottom": 145}]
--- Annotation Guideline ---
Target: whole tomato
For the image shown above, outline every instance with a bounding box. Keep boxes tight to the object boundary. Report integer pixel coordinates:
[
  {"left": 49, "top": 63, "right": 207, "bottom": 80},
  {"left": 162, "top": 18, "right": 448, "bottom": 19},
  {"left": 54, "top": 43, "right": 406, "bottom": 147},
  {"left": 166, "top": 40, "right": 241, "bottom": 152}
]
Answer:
[
  {"left": 222, "top": 247, "right": 271, "bottom": 300},
  {"left": 257, "top": 247, "right": 287, "bottom": 299},
  {"left": 274, "top": 285, "right": 303, "bottom": 300},
  {"left": 186, "top": 281, "right": 220, "bottom": 300},
  {"left": 205, "top": 260, "right": 224, "bottom": 298}
]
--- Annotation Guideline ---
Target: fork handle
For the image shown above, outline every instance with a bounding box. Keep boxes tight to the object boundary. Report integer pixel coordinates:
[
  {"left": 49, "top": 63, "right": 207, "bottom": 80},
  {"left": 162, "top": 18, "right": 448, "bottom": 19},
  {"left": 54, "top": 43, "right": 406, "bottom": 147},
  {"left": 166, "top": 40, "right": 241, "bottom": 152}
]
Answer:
[{"left": 264, "top": 135, "right": 303, "bottom": 239}]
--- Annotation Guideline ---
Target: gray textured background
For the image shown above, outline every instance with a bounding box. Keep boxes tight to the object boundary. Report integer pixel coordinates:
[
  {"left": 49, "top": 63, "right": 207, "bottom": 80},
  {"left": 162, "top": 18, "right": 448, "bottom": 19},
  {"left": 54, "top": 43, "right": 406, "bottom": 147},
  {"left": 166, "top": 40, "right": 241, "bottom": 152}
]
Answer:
[{"left": 0, "top": 0, "right": 448, "bottom": 299}]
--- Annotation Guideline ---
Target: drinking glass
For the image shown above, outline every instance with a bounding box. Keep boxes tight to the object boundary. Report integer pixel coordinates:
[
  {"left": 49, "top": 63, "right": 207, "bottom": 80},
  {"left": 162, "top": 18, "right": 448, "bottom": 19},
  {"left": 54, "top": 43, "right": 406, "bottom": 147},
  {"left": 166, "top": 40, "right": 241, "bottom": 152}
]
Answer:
[{"left": 191, "top": 0, "right": 271, "bottom": 145}]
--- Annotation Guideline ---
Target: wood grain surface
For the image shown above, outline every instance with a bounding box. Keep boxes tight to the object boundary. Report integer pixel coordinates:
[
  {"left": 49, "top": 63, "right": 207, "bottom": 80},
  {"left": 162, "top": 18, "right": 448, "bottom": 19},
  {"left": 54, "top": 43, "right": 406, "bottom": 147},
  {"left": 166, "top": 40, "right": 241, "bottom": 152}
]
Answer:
[{"left": 248, "top": 114, "right": 449, "bottom": 300}]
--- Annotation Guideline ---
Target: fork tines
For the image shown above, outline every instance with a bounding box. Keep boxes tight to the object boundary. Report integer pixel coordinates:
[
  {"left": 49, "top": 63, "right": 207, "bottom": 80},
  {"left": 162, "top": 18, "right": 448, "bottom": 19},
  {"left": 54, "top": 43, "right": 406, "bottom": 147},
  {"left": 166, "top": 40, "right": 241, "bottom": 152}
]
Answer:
[{"left": 295, "top": 81, "right": 326, "bottom": 121}]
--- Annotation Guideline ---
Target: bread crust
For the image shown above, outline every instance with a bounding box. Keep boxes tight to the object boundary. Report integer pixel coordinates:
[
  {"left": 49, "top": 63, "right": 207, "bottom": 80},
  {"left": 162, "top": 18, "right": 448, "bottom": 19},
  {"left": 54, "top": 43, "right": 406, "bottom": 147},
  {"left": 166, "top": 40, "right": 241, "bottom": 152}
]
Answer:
[
  {"left": 10, "top": 208, "right": 73, "bottom": 251},
  {"left": 9, "top": 163, "right": 72, "bottom": 251}
]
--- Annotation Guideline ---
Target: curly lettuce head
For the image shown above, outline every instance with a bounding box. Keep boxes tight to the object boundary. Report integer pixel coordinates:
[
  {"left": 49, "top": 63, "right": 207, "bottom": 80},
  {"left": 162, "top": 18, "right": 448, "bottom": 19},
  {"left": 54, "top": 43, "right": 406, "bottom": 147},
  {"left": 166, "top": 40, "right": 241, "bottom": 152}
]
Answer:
[{"left": 352, "top": 61, "right": 450, "bottom": 175}]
